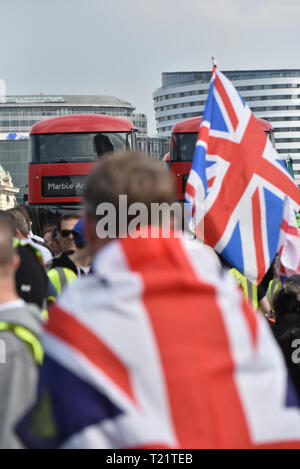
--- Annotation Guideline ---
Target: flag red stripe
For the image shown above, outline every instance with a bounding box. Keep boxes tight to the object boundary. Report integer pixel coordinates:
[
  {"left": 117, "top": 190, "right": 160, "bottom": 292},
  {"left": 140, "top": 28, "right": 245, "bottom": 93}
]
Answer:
[
  {"left": 46, "top": 304, "right": 136, "bottom": 403},
  {"left": 255, "top": 441, "right": 300, "bottom": 449},
  {"left": 241, "top": 298, "right": 258, "bottom": 350},
  {"left": 215, "top": 74, "right": 238, "bottom": 131},
  {"left": 203, "top": 116, "right": 267, "bottom": 248},
  {"left": 203, "top": 114, "right": 300, "bottom": 261},
  {"left": 121, "top": 235, "right": 253, "bottom": 448},
  {"left": 134, "top": 440, "right": 300, "bottom": 449},
  {"left": 281, "top": 218, "right": 299, "bottom": 237},
  {"left": 202, "top": 106, "right": 300, "bottom": 247},
  {"left": 252, "top": 188, "right": 266, "bottom": 284},
  {"left": 197, "top": 124, "right": 209, "bottom": 143},
  {"left": 207, "top": 176, "right": 215, "bottom": 188},
  {"left": 261, "top": 162, "right": 300, "bottom": 206},
  {"left": 185, "top": 182, "right": 195, "bottom": 197}
]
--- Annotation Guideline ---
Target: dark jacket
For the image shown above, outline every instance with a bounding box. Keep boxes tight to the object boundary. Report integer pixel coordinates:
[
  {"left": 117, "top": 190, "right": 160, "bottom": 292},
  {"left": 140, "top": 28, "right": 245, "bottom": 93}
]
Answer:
[
  {"left": 16, "top": 244, "right": 48, "bottom": 309},
  {"left": 271, "top": 317, "right": 300, "bottom": 397},
  {"left": 48, "top": 251, "right": 87, "bottom": 276}
]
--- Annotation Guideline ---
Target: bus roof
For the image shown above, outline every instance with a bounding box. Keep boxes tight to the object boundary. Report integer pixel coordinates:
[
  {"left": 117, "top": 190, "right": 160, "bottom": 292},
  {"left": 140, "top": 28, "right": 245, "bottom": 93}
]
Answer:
[
  {"left": 30, "top": 114, "right": 136, "bottom": 134},
  {"left": 171, "top": 116, "right": 273, "bottom": 133}
]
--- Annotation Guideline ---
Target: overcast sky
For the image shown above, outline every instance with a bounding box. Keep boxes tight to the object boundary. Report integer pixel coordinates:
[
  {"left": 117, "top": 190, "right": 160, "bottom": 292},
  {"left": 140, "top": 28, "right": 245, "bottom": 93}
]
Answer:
[{"left": 1, "top": 0, "right": 300, "bottom": 134}]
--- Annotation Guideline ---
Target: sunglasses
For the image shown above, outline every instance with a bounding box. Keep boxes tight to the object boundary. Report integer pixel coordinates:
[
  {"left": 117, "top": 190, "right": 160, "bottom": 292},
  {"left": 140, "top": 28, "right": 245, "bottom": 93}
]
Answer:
[{"left": 59, "top": 229, "right": 80, "bottom": 239}]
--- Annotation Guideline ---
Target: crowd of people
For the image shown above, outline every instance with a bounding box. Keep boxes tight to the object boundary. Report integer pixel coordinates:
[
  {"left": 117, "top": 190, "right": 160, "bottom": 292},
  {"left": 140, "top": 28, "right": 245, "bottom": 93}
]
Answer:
[{"left": 0, "top": 150, "right": 300, "bottom": 448}]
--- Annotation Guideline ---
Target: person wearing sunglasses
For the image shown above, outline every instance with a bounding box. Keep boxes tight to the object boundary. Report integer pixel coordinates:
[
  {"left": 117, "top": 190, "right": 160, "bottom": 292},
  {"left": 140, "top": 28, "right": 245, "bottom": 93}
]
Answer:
[
  {"left": 47, "top": 217, "right": 92, "bottom": 302},
  {"left": 55, "top": 214, "right": 81, "bottom": 254}
]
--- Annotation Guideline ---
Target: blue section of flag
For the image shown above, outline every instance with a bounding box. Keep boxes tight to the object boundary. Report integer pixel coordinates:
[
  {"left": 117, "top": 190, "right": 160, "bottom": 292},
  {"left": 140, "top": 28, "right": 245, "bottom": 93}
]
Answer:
[
  {"left": 185, "top": 67, "right": 299, "bottom": 284},
  {"left": 189, "top": 75, "right": 218, "bottom": 199},
  {"left": 263, "top": 188, "right": 284, "bottom": 263},
  {"left": 276, "top": 158, "right": 288, "bottom": 171},
  {"left": 210, "top": 93, "right": 229, "bottom": 132},
  {"left": 192, "top": 144, "right": 208, "bottom": 196},
  {"left": 285, "top": 374, "right": 300, "bottom": 408},
  {"left": 238, "top": 92, "right": 246, "bottom": 107},
  {"left": 16, "top": 355, "right": 122, "bottom": 449},
  {"left": 220, "top": 222, "right": 244, "bottom": 273},
  {"left": 201, "top": 75, "right": 215, "bottom": 124},
  {"left": 205, "top": 160, "right": 216, "bottom": 169}
]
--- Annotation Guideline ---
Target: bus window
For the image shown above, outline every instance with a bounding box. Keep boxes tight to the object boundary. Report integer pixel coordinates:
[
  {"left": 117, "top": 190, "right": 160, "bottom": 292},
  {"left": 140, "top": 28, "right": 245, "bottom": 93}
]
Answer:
[
  {"left": 31, "top": 131, "right": 133, "bottom": 163},
  {"left": 28, "top": 114, "right": 136, "bottom": 208},
  {"left": 170, "top": 132, "right": 198, "bottom": 162},
  {"left": 168, "top": 115, "right": 275, "bottom": 200}
]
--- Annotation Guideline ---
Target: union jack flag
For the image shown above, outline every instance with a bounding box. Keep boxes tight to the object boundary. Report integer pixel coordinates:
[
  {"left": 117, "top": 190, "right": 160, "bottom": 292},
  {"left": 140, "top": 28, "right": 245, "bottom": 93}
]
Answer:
[
  {"left": 16, "top": 233, "right": 300, "bottom": 448},
  {"left": 185, "top": 65, "right": 300, "bottom": 284}
]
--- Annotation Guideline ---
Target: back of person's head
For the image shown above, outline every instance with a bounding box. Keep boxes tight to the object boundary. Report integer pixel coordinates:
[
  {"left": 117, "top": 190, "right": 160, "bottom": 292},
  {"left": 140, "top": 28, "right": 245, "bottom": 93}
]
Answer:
[
  {"left": 0, "top": 211, "right": 47, "bottom": 306},
  {"left": 0, "top": 210, "right": 16, "bottom": 236},
  {"left": 7, "top": 208, "right": 29, "bottom": 239},
  {"left": 13, "top": 204, "right": 31, "bottom": 230},
  {"left": 0, "top": 218, "right": 15, "bottom": 268},
  {"left": 273, "top": 275, "right": 300, "bottom": 325},
  {"left": 85, "top": 151, "right": 176, "bottom": 236},
  {"left": 0, "top": 214, "right": 19, "bottom": 281},
  {"left": 43, "top": 225, "right": 53, "bottom": 238}
]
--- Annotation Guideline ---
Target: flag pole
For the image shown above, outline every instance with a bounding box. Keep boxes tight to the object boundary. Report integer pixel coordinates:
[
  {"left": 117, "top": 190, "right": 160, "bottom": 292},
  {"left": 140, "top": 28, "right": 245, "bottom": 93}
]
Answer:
[{"left": 211, "top": 56, "right": 218, "bottom": 68}]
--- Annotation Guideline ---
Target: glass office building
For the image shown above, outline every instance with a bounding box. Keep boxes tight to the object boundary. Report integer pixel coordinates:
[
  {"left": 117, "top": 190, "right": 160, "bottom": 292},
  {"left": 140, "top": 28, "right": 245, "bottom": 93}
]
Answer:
[
  {"left": 0, "top": 140, "right": 29, "bottom": 199},
  {"left": 137, "top": 136, "right": 169, "bottom": 160},
  {"left": 0, "top": 94, "right": 148, "bottom": 134},
  {"left": 153, "top": 69, "right": 300, "bottom": 183}
]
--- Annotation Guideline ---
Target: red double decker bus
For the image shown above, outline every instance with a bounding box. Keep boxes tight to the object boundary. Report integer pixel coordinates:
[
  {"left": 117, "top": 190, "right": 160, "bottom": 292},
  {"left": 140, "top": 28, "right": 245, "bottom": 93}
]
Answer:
[
  {"left": 28, "top": 114, "right": 136, "bottom": 230},
  {"left": 168, "top": 116, "right": 275, "bottom": 200}
]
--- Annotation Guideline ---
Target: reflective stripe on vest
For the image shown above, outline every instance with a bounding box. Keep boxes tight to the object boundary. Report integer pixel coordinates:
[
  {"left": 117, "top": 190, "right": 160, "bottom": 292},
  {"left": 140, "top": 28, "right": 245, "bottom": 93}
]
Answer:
[
  {"left": 230, "top": 268, "right": 258, "bottom": 310},
  {"left": 41, "top": 309, "right": 49, "bottom": 321},
  {"left": 267, "top": 278, "right": 281, "bottom": 304},
  {"left": 47, "top": 267, "right": 77, "bottom": 296},
  {"left": 0, "top": 321, "right": 43, "bottom": 364}
]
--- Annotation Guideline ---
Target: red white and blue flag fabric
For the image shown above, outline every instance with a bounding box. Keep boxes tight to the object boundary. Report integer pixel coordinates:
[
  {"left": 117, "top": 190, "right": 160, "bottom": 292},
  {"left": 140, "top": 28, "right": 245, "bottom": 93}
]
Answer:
[
  {"left": 185, "top": 65, "right": 300, "bottom": 284},
  {"left": 17, "top": 233, "right": 300, "bottom": 448},
  {"left": 278, "top": 199, "right": 300, "bottom": 278}
]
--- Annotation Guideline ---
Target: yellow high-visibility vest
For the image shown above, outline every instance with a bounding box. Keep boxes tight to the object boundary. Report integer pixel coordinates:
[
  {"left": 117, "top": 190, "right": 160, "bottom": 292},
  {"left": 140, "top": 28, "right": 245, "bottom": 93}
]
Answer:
[
  {"left": 230, "top": 268, "right": 258, "bottom": 310},
  {"left": 47, "top": 267, "right": 77, "bottom": 296},
  {"left": 0, "top": 321, "right": 43, "bottom": 364},
  {"left": 267, "top": 278, "right": 281, "bottom": 305}
]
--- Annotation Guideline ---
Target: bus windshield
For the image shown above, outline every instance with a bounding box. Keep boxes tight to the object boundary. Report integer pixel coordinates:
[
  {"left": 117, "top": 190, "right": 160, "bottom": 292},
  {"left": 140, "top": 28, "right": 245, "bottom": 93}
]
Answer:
[
  {"left": 170, "top": 132, "right": 198, "bottom": 162},
  {"left": 31, "top": 131, "right": 133, "bottom": 163},
  {"left": 170, "top": 129, "right": 276, "bottom": 162}
]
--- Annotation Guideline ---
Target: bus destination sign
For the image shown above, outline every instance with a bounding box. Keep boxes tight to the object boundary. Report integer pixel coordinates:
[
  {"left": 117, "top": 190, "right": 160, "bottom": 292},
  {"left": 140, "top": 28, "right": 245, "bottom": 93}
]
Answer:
[{"left": 42, "top": 175, "right": 87, "bottom": 198}]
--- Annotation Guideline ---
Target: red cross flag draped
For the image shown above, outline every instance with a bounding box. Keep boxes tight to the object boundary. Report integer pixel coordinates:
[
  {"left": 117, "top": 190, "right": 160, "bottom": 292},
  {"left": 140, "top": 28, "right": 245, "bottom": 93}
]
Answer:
[
  {"left": 185, "top": 65, "right": 300, "bottom": 284},
  {"left": 15, "top": 234, "right": 300, "bottom": 448}
]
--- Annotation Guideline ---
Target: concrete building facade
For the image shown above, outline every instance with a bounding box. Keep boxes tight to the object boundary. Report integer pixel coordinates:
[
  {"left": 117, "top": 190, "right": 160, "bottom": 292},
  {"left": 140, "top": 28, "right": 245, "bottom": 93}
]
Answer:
[{"left": 0, "top": 165, "right": 19, "bottom": 209}]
